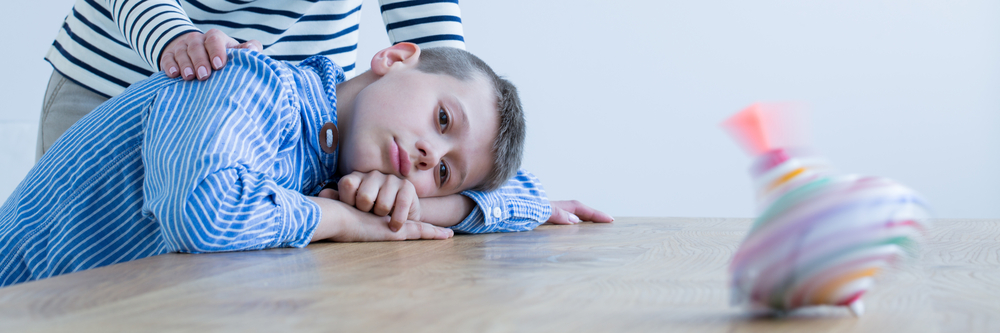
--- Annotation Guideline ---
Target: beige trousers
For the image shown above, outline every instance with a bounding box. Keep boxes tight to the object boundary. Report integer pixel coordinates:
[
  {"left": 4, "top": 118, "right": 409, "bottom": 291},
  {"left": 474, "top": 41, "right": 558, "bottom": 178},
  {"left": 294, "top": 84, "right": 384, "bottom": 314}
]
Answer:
[{"left": 36, "top": 71, "right": 110, "bottom": 161}]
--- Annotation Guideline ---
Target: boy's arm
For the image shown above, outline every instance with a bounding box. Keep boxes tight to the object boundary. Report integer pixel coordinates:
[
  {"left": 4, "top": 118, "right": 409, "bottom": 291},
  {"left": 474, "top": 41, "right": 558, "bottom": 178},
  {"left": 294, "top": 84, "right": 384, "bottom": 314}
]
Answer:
[
  {"left": 307, "top": 197, "right": 451, "bottom": 242},
  {"left": 427, "top": 169, "right": 552, "bottom": 233},
  {"left": 420, "top": 170, "right": 615, "bottom": 233}
]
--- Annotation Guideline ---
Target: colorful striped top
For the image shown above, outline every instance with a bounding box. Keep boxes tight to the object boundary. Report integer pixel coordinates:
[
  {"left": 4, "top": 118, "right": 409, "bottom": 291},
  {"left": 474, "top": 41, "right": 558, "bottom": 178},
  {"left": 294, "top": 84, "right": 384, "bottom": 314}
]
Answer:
[{"left": 45, "top": 0, "right": 466, "bottom": 98}]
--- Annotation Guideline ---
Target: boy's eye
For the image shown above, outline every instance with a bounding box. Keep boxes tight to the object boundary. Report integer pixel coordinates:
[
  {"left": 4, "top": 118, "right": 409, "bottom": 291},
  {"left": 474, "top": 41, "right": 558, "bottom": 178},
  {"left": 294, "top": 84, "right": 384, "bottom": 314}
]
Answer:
[
  {"left": 438, "top": 108, "right": 449, "bottom": 131},
  {"left": 438, "top": 161, "right": 449, "bottom": 186}
]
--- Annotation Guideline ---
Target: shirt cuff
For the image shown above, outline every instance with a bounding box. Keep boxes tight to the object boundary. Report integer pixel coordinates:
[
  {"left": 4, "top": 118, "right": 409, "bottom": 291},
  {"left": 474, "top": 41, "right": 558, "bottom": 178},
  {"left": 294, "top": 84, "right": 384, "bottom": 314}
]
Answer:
[
  {"left": 272, "top": 187, "right": 322, "bottom": 248},
  {"left": 114, "top": 0, "right": 200, "bottom": 69},
  {"left": 450, "top": 189, "right": 507, "bottom": 232}
]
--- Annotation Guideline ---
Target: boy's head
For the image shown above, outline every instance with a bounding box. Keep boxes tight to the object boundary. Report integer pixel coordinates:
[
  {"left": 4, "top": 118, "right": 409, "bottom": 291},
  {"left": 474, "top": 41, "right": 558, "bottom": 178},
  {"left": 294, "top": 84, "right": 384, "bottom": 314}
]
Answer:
[{"left": 337, "top": 43, "right": 525, "bottom": 197}]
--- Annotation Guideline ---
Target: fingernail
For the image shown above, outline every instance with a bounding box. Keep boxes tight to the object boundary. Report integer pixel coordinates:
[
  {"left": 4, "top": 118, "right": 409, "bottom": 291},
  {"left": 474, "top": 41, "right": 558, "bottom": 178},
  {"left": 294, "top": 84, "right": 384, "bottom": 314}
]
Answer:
[
  {"left": 569, "top": 213, "right": 581, "bottom": 223},
  {"left": 213, "top": 57, "right": 223, "bottom": 69},
  {"left": 197, "top": 66, "right": 208, "bottom": 79},
  {"left": 168, "top": 67, "right": 177, "bottom": 76},
  {"left": 183, "top": 67, "right": 194, "bottom": 78}
]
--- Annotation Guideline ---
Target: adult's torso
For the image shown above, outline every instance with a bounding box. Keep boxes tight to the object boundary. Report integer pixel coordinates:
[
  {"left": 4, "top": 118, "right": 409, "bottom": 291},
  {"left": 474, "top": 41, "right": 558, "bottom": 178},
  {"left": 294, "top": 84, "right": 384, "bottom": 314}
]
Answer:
[{"left": 45, "top": 0, "right": 365, "bottom": 98}]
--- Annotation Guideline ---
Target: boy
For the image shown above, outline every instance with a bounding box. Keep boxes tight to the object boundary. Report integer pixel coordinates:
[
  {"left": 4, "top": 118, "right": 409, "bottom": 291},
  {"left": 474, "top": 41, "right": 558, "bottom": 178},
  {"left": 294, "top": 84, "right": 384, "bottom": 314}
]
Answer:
[{"left": 0, "top": 44, "right": 548, "bottom": 287}]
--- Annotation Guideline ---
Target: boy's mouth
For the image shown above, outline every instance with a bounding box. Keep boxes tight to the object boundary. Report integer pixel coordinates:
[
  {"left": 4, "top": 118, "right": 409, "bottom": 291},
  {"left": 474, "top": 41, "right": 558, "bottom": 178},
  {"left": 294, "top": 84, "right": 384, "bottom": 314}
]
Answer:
[{"left": 391, "top": 138, "right": 411, "bottom": 177}]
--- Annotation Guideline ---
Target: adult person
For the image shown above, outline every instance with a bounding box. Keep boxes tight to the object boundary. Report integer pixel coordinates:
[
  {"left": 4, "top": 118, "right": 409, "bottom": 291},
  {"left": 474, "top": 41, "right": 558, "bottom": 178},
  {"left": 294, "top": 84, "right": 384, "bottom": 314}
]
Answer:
[{"left": 38, "top": 0, "right": 611, "bottom": 227}]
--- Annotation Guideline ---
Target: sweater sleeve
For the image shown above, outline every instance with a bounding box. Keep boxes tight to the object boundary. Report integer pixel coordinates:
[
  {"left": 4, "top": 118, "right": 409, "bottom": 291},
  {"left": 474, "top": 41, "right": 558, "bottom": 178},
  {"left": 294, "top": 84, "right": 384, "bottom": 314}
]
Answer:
[
  {"left": 141, "top": 50, "right": 320, "bottom": 253},
  {"left": 106, "top": 0, "right": 201, "bottom": 70},
  {"left": 450, "top": 169, "right": 552, "bottom": 233},
  {"left": 378, "top": 0, "right": 466, "bottom": 49}
]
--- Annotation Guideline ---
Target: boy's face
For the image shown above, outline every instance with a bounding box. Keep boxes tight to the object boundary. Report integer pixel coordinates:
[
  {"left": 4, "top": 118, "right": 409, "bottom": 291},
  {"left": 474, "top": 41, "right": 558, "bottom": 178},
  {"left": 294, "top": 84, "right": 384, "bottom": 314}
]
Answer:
[{"left": 338, "top": 66, "right": 498, "bottom": 197}]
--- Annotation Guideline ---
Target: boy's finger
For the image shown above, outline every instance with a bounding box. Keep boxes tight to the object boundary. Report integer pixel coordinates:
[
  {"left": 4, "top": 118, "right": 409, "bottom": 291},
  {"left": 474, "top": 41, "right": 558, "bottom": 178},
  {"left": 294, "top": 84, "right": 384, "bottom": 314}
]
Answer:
[
  {"left": 554, "top": 200, "right": 614, "bottom": 223},
  {"left": 387, "top": 216, "right": 404, "bottom": 233},
  {"left": 317, "top": 188, "right": 338, "bottom": 200},
  {"left": 402, "top": 181, "right": 419, "bottom": 221},
  {"left": 337, "top": 173, "right": 363, "bottom": 206},
  {"left": 568, "top": 204, "right": 614, "bottom": 223},
  {"left": 354, "top": 172, "right": 386, "bottom": 212},
  {"left": 546, "top": 207, "right": 576, "bottom": 225},
  {"left": 373, "top": 176, "right": 401, "bottom": 217},
  {"left": 399, "top": 221, "right": 453, "bottom": 240},
  {"left": 389, "top": 190, "right": 414, "bottom": 232}
]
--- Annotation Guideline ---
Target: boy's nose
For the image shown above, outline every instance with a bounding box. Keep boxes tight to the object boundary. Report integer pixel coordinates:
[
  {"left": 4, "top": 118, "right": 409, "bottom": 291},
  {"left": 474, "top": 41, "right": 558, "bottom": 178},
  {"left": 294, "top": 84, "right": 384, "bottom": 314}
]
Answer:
[{"left": 414, "top": 140, "right": 443, "bottom": 170}]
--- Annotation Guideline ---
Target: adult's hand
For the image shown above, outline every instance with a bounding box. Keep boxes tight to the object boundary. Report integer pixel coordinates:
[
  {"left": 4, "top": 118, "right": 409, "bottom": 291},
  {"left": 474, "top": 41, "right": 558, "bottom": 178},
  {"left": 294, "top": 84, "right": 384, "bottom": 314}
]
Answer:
[
  {"left": 160, "top": 28, "right": 262, "bottom": 81},
  {"left": 547, "top": 200, "right": 614, "bottom": 225}
]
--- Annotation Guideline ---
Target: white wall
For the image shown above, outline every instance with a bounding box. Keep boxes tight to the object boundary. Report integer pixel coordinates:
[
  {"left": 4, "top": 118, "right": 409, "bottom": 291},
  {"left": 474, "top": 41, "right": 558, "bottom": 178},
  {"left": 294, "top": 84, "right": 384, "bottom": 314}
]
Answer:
[{"left": 2, "top": 0, "right": 998, "bottom": 218}]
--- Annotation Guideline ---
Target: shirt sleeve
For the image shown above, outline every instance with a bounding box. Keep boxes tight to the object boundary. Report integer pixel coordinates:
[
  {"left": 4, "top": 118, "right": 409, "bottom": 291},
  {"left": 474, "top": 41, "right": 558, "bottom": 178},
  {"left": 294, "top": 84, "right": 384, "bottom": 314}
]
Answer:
[
  {"left": 141, "top": 50, "right": 320, "bottom": 253},
  {"left": 378, "top": 0, "right": 466, "bottom": 49},
  {"left": 450, "top": 169, "right": 552, "bottom": 233},
  {"left": 107, "top": 0, "right": 201, "bottom": 70}
]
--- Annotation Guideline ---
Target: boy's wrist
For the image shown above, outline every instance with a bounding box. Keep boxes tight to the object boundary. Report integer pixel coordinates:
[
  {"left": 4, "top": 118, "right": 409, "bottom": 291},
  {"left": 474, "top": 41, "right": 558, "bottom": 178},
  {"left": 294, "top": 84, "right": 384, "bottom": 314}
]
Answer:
[
  {"left": 307, "top": 196, "right": 347, "bottom": 242},
  {"left": 419, "top": 195, "right": 475, "bottom": 227}
]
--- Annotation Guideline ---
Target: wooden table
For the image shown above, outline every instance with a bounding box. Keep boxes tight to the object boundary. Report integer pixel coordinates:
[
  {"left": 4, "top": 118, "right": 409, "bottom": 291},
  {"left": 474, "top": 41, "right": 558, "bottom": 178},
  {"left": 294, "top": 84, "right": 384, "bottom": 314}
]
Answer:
[{"left": 1, "top": 218, "right": 997, "bottom": 332}]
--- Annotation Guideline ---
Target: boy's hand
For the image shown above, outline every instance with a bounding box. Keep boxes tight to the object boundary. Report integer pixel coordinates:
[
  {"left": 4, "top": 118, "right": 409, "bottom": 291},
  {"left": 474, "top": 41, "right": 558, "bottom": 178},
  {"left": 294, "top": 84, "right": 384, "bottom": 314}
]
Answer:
[
  {"left": 308, "top": 197, "right": 452, "bottom": 242},
  {"left": 547, "top": 200, "right": 615, "bottom": 225},
  {"left": 332, "top": 171, "right": 420, "bottom": 233}
]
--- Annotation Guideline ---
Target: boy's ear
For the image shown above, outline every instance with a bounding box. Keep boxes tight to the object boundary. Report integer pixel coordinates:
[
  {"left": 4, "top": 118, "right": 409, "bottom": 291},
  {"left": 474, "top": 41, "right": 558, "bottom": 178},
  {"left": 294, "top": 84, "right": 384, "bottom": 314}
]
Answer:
[{"left": 370, "top": 42, "right": 420, "bottom": 76}]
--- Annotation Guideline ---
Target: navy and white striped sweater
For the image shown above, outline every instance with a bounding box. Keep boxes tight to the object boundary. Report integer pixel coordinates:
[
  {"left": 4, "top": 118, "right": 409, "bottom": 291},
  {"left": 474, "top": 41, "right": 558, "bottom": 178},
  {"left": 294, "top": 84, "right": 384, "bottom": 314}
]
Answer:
[{"left": 46, "top": 0, "right": 467, "bottom": 98}]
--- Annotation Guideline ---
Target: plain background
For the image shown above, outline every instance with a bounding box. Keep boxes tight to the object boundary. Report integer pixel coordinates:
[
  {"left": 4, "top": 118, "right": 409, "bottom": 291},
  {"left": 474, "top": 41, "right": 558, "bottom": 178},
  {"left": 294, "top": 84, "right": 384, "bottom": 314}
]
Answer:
[{"left": 1, "top": 0, "right": 997, "bottom": 218}]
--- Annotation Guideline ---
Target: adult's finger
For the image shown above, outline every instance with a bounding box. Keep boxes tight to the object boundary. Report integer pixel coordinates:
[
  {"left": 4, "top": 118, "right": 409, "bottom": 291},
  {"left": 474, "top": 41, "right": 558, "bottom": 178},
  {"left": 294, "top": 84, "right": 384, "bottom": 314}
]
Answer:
[
  {"left": 160, "top": 49, "right": 180, "bottom": 78},
  {"left": 234, "top": 39, "right": 263, "bottom": 52},
  {"left": 186, "top": 37, "right": 212, "bottom": 80},
  {"left": 203, "top": 29, "right": 235, "bottom": 71},
  {"left": 160, "top": 31, "right": 201, "bottom": 78},
  {"left": 174, "top": 48, "right": 196, "bottom": 81}
]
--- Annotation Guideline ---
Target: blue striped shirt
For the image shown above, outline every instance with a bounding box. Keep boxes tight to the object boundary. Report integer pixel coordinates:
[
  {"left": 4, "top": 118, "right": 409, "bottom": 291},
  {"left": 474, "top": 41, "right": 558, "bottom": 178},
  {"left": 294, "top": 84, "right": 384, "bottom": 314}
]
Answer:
[
  {"left": 46, "top": 0, "right": 466, "bottom": 98},
  {"left": 1, "top": 49, "right": 549, "bottom": 287}
]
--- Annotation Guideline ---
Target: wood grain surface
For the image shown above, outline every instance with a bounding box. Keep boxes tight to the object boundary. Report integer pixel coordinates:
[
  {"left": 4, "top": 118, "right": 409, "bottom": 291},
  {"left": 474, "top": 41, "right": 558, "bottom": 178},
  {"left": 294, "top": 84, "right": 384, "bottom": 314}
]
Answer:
[{"left": 0, "top": 218, "right": 997, "bottom": 332}]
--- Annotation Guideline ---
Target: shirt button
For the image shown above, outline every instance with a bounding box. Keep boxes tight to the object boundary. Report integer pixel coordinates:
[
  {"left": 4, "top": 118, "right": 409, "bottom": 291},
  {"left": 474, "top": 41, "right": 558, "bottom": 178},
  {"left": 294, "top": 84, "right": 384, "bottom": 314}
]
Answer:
[
  {"left": 319, "top": 122, "right": 338, "bottom": 154},
  {"left": 492, "top": 207, "right": 503, "bottom": 219}
]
